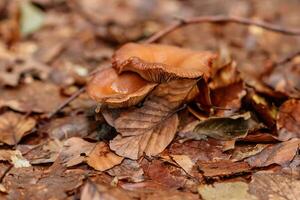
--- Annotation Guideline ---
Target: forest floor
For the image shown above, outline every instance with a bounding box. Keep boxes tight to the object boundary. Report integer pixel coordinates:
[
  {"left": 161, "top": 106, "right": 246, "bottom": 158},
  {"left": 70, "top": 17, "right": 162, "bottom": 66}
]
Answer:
[{"left": 0, "top": 0, "right": 300, "bottom": 199}]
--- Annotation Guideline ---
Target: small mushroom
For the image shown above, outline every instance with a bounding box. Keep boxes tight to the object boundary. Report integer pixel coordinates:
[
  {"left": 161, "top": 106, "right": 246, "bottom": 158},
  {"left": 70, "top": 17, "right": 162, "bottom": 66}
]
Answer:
[
  {"left": 112, "top": 43, "right": 218, "bottom": 82},
  {"left": 87, "top": 67, "right": 156, "bottom": 108}
]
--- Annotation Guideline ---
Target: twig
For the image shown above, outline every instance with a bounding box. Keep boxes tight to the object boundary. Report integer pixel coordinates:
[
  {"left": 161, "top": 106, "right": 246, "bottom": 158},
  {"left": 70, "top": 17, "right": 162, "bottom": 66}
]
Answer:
[
  {"left": 262, "top": 49, "right": 300, "bottom": 77},
  {"left": 274, "top": 50, "right": 300, "bottom": 67},
  {"left": 47, "top": 87, "right": 86, "bottom": 119},
  {"left": 145, "top": 15, "right": 300, "bottom": 43}
]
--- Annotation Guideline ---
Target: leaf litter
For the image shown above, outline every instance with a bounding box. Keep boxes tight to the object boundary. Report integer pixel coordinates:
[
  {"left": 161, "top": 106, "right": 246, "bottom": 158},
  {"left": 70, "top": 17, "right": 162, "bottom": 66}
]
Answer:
[{"left": 0, "top": 0, "right": 300, "bottom": 200}]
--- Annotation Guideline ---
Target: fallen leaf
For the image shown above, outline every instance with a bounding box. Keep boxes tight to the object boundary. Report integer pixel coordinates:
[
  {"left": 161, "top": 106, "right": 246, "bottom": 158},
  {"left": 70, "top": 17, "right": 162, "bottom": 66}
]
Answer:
[
  {"left": 249, "top": 172, "right": 300, "bottom": 200},
  {"left": 0, "top": 111, "right": 36, "bottom": 145},
  {"left": 170, "top": 155, "right": 195, "bottom": 174},
  {"left": 19, "top": 139, "right": 63, "bottom": 164},
  {"left": 245, "top": 138, "right": 300, "bottom": 167},
  {"left": 231, "top": 144, "right": 268, "bottom": 162},
  {"left": 20, "top": 1, "right": 45, "bottom": 37},
  {"left": 0, "top": 81, "right": 66, "bottom": 113},
  {"left": 211, "top": 81, "right": 246, "bottom": 116},
  {"left": 0, "top": 149, "right": 31, "bottom": 168},
  {"left": 58, "top": 137, "right": 95, "bottom": 167},
  {"left": 183, "top": 112, "right": 261, "bottom": 141},
  {"left": 107, "top": 159, "right": 144, "bottom": 182},
  {"left": 141, "top": 159, "right": 191, "bottom": 189},
  {"left": 168, "top": 140, "right": 230, "bottom": 163},
  {"left": 41, "top": 115, "right": 97, "bottom": 140},
  {"left": 198, "top": 181, "right": 257, "bottom": 200},
  {"left": 277, "top": 99, "right": 300, "bottom": 141},
  {"left": 197, "top": 160, "right": 251, "bottom": 177},
  {"left": 2, "top": 167, "right": 85, "bottom": 200},
  {"left": 86, "top": 142, "right": 123, "bottom": 171},
  {"left": 110, "top": 79, "right": 197, "bottom": 159}
]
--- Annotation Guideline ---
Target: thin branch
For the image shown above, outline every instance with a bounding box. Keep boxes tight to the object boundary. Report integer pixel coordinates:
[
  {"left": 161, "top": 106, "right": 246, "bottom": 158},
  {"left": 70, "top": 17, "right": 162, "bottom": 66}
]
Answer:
[
  {"left": 274, "top": 50, "right": 300, "bottom": 67},
  {"left": 145, "top": 15, "right": 300, "bottom": 43},
  {"left": 47, "top": 87, "right": 86, "bottom": 119}
]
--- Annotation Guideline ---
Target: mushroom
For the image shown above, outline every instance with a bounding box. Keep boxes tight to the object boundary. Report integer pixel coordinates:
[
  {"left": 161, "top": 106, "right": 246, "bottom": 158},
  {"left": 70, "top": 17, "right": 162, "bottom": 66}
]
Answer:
[
  {"left": 87, "top": 67, "right": 156, "bottom": 108},
  {"left": 112, "top": 43, "right": 218, "bottom": 82}
]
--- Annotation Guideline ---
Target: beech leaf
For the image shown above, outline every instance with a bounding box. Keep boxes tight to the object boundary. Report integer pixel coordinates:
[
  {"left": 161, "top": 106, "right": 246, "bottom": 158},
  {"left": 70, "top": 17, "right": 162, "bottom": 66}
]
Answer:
[
  {"left": 0, "top": 111, "right": 36, "bottom": 145},
  {"left": 182, "top": 112, "right": 261, "bottom": 140},
  {"left": 109, "top": 79, "right": 197, "bottom": 159}
]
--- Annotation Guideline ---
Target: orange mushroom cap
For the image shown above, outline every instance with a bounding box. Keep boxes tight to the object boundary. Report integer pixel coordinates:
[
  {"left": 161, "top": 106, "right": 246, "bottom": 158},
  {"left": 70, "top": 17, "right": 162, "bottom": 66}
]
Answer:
[
  {"left": 87, "top": 67, "right": 156, "bottom": 108},
  {"left": 112, "top": 43, "right": 218, "bottom": 82}
]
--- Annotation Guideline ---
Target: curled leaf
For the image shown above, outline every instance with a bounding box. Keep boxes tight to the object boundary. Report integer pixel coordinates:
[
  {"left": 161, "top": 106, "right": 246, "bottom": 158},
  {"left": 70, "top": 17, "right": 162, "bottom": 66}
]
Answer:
[
  {"left": 87, "top": 67, "right": 156, "bottom": 108},
  {"left": 113, "top": 43, "right": 217, "bottom": 82},
  {"left": 110, "top": 79, "right": 197, "bottom": 159}
]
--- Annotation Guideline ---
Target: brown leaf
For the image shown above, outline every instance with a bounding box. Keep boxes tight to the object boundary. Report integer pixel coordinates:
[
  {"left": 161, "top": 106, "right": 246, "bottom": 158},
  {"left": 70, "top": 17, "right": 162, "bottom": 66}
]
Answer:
[
  {"left": 141, "top": 159, "right": 191, "bottom": 189},
  {"left": 211, "top": 81, "right": 246, "bottom": 116},
  {"left": 197, "top": 160, "right": 251, "bottom": 177},
  {"left": 0, "top": 81, "right": 65, "bottom": 113},
  {"left": 277, "top": 99, "right": 300, "bottom": 141},
  {"left": 86, "top": 142, "right": 123, "bottom": 171},
  {"left": 113, "top": 43, "right": 217, "bottom": 82},
  {"left": 0, "top": 44, "right": 50, "bottom": 87},
  {"left": 198, "top": 181, "right": 257, "bottom": 200},
  {"left": 2, "top": 167, "right": 85, "bottom": 200},
  {"left": 0, "top": 111, "right": 36, "bottom": 145},
  {"left": 18, "top": 139, "right": 62, "bottom": 164},
  {"left": 249, "top": 172, "right": 300, "bottom": 200},
  {"left": 0, "top": 149, "right": 31, "bottom": 168},
  {"left": 58, "top": 137, "right": 95, "bottom": 167},
  {"left": 41, "top": 115, "right": 97, "bottom": 140},
  {"left": 168, "top": 140, "right": 230, "bottom": 163},
  {"left": 245, "top": 138, "right": 300, "bottom": 167},
  {"left": 110, "top": 79, "right": 197, "bottom": 159},
  {"left": 107, "top": 159, "right": 144, "bottom": 182},
  {"left": 231, "top": 144, "right": 269, "bottom": 162},
  {"left": 81, "top": 180, "right": 132, "bottom": 200}
]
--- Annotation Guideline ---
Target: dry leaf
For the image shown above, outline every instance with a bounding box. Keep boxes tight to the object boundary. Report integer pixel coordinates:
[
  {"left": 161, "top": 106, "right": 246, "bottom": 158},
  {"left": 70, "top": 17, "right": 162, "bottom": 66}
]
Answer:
[
  {"left": 107, "top": 159, "right": 144, "bottom": 182},
  {"left": 86, "top": 142, "right": 123, "bottom": 171},
  {"left": 168, "top": 140, "right": 230, "bottom": 163},
  {"left": 110, "top": 79, "right": 197, "bottom": 159},
  {"left": 19, "top": 139, "right": 63, "bottom": 164},
  {"left": 198, "top": 181, "right": 257, "bottom": 200},
  {"left": 113, "top": 43, "right": 217, "bottom": 82},
  {"left": 277, "top": 99, "right": 300, "bottom": 141},
  {"left": 0, "top": 111, "right": 36, "bottom": 145},
  {"left": 41, "top": 115, "right": 97, "bottom": 140},
  {"left": 2, "top": 167, "right": 85, "bottom": 200},
  {"left": 0, "top": 81, "right": 65, "bottom": 113},
  {"left": 211, "top": 81, "right": 246, "bottom": 116},
  {"left": 170, "top": 155, "right": 195, "bottom": 174},
  {"left": 182, "top": 112, "right": 261, "bottom": 141},
  {"left": 249, "top": 172, "right": 300, "bottom": 200},
  {"left": 246, "top": 138, "right": 300, "bottom": 167},
  {"left": 59, "top": 137, "right": 95, "bottom": 167},
  {"left": 231, "top": 144, "right": 268, "bottom": 162},
  {"left": 141, "top": 159, "right": 191, "bottom": 189},
  {"left": 197, "top": 160, "right": 251, "bottom": 177},
  {"left": 87, "top": 67, "right": 156, "bottom": 108},
  {"left": 81, "top": 180, "right": 133, "bottom": 200},
  {"left": 0, "top": 149, "right": 31, "bottom": 168}
]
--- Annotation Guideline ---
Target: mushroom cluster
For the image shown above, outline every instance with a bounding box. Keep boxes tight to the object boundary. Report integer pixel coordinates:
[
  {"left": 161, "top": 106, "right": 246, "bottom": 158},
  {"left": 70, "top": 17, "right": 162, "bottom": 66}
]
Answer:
[{"left": 87, "top": 43, "right": 217, "bottom": 108}]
